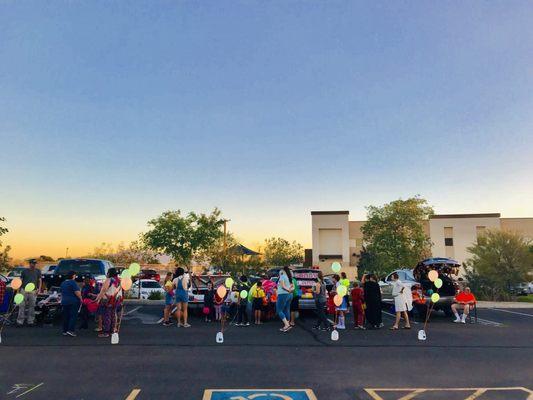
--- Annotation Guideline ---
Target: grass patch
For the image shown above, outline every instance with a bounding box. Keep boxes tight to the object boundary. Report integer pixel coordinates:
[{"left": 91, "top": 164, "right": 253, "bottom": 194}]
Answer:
[{"left": 517, "top": 294, "right": 533, "bottom": 303}]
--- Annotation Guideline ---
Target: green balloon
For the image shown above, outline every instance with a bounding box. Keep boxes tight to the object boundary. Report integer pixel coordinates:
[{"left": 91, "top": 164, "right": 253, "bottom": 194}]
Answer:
[
  {"left": 431, "top": 293, "right": 440, "bottom": 303},
  {"left": 14, "top": 293, "right": 24, "bottom": 305},
  {"left": 121, "top": 269, "right": 132, "bottom": 279},
  {"left": 24, "top": 283, "right": 35, "bottom": 292},
  {"left": 240, "top": 290, "right": 248, "bottom": 299},
  {"left": 434, "top": 278, "right": 443, "bottom": 289},
  {"left": 225, "top": 277, "right": 234, "bottom": 288},
  {"left": 337, "top": 285, "right": 347, "bottom": 297},
  {"left": 331, "top": 262, "right": 341, "bottom": 273},
  {"left": 129, "top": 263, "right": 141, "bottom": 276}
]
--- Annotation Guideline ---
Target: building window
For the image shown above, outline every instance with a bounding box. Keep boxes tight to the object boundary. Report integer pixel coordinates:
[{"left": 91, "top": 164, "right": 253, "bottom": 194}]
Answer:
[{"left": 444, "top": 238, "right": 453, "bottom": 247}]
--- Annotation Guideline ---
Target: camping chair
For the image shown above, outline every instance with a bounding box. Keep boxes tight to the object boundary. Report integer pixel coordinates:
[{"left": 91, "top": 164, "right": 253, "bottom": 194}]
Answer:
[
  {"left": 467, "top": 302, "right": 478, "bottom": 323},
  {"left": 0, "top": 289, "right": 13, "bottom": 325}
]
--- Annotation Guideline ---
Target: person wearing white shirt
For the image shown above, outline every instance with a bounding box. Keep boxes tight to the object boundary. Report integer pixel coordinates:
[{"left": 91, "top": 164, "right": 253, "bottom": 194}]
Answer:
[{"left": 390, "top": 273, "right": 412, "bottom": 330}]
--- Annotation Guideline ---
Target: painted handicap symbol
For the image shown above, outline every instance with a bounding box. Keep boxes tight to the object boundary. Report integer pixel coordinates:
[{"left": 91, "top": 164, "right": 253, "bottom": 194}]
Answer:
[{"left": 203, "top": 389, "right": 316, "bottom": 400}]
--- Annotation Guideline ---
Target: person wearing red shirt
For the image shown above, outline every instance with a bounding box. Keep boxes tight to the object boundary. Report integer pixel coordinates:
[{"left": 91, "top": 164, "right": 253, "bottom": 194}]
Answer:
[
  {"left": 351, "top": 282, "right": 365, "bottom": 329},
  {"left": 451, "top": 287, "right": 476, "bottom": 323}
]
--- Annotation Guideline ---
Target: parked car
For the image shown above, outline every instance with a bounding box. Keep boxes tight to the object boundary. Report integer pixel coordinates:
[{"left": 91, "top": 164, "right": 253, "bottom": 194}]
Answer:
[
  {"left": 380, "top": 258, "right": 460, "bottom": 316},
  {"left": 136, "top": 269, "right": 161, "bottom": 283},
  {"left": 130, "top": 279, "right": 165, "bottom": 299},
  {"left": 511, "top": 282, "right": 533, "bottom": 296},
  {"left": 41, "top": 264, "right": 57, "bottom": 276},
  {"left": 6, "top": 267, "right": 26, "bottom": 283},
  {"left": 269, "top": 268, "right": 334, "bottom": 310},
  {"left": 43, "top": 258, "right": 113, "bottom": 289}
]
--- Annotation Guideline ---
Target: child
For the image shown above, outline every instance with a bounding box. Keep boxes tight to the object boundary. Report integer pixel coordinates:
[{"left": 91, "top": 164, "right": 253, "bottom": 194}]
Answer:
[
  {"left": 350, "top": 281, "right": 365, "bottom": 329},
  {"left": 162, "top": 272, "right": 174, "bottom": 326},
  {"left": 228, "top": 285, "right": 239, "bottom": 323},
  {"left": 203, "top": 281, "right": 215, "bottom": 322},
  {"left": 333, "top": 274, "right": 347, "bottom": 329},
  {"left": 251, "top": 281, "right": 266, "bottom": 324},
  {"left": 214, "top": 288, "right": 224, "bottom": 321}
]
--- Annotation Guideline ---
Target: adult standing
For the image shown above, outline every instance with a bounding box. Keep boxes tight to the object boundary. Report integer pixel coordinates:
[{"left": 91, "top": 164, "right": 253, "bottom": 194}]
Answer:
[
  {"left": 363, "top": 274, "right": 382, "bottom": 329},
  {"left": 313, "top": 271, "right": 332, "bottom": 331},
  {"left": 60, "top": 271, "right": 82, "bottom": 337},
  {"left": 95, "top": 268, "right": 123, "bottom": 338},
  {"left": 173, "top": 267, "right": 191, "bottom": 328},
  {"left": 276, "top": 266, "right": 294, "bottom": 332},
  {"left": 17, "top": 259, "right": 42, "bottom": 326},
  {"left": 390, "top": 273, "right": 412, "bottom": 330},
  {"left": 236, "top": 275, "right": 250, "bottom": 327}
]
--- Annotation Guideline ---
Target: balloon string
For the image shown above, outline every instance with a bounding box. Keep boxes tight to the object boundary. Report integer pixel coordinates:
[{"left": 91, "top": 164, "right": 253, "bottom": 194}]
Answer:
[
  {"left": 423, "top": 301, "right": 435, "bottom": 331},
  {"left": 0, "top": 294, "right": 17, "bottom": 335}
]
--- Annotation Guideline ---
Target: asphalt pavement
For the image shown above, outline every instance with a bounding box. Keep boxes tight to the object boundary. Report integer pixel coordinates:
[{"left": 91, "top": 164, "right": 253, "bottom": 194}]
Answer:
[{"left": 1, "top": 305, "right": 532, "bottom": 400}]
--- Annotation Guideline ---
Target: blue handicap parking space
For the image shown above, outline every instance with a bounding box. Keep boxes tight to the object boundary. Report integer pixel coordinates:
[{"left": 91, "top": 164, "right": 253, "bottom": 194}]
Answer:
[{"left": 203, "top": 389, "right": 317, "bottom": 400}]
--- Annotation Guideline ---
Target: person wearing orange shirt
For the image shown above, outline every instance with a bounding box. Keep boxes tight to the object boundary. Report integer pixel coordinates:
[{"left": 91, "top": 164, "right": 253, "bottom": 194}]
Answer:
[{"left": 451, "top": 287, "right": 476, "bottom": 323}]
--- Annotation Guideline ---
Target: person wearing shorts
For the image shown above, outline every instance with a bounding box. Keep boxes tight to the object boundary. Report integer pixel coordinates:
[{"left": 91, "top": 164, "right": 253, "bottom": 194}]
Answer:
[
  {"left": 172, "top": 267, "right": 190, "bottom": 328},
  {"left": 251, "top": 281, "right": 266, "bottom": 325},
  {"left": 162, "top": 272, "right": 174, "bottom": 327}
]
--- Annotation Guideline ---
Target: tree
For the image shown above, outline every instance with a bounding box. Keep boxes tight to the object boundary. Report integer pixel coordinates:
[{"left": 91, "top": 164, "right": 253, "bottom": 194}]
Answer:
[
  {"left": 360, "top": 197, "right": 433, "bottom": 276},
  {"left": 85, "top": 240, "right": 160, "bottom": 265},
  {"left": 0, "top": 217, "right": 12, "bottom": 271},
  {"left": 142, "top": 209, "right": 225, "bottom": 265},
  {"left": 263, "top": 237, "right": 304, "bottom": 266},
  {"left": 465, "top": 230, "right": 533, "bottom": 300},
  {"left": 38, "top": 255, "right": 55, "bottom": 262}
]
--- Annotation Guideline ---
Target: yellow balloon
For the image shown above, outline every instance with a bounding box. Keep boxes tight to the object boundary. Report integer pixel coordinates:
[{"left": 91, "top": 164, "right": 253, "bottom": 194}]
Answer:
[
  {"left": 121, "top": 277, "right": 133, "bottom": 291},
  {"left": 225, "top": 277, "right": 234, "bottom": 288},
  {"left": 14, "top": 293, "right": 24, "bottom": 305},
  {"left": 431, "top": 293, "right": 440, "bottom": 303},
  {"left": 333, "top": 294, "right": 343, "bottom": 307},
  {"left": 129, "top": 263, "right": 141, "bottom": 276},
  {"left": 10, "top": 277, "right": 22, "bottom": 290},
  {"left": 434, "top": 278, "right": 443, "bottom": 288},
  {"left": 217, "top": 285, "right": 227, "bottom": 298},
  {"left": 331, "top": 262, "right": 341, "bottom": 273},
  {"left": 337, "top": 285, "right": 347, "bottom": 297},
  {"left": 24, "top": 282, "right": 36, "bottom": 292},
  {"left": 428, "top": 270, "right": 438, "bottom": 282}
]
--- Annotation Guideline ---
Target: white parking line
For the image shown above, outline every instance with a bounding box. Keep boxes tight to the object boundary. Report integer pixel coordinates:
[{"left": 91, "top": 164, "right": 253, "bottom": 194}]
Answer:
[
  {"left": 475, "top": 317, "right": 503, "bottom": 327},
  {"left": 124, "top": 307, "right": 141, "bottom": 316},
  {"left": 492, "top": 309, "right": 533, "bottom": 318}
]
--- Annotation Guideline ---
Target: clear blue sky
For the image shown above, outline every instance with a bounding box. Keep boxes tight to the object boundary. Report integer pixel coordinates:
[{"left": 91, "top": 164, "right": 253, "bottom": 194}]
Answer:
[{"left": 1, "top": 1, "right": 532, "bottom": 258}]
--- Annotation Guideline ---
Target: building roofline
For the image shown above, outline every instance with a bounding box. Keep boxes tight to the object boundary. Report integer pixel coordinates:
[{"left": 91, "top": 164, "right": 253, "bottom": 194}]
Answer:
[
  {"left": 311, "top": 211, "right": 349, "bottom": 215},
  {"left": 430, "top": 213, "right": 501, "bottom": 219}
]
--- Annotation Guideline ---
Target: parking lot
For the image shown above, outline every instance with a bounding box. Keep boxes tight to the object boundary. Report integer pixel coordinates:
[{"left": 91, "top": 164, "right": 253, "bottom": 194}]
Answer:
[{"left": 1, "top": 305, "right": 532, "bottom": 400}]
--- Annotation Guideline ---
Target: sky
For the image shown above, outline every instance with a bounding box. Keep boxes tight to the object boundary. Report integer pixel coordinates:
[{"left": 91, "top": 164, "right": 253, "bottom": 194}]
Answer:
[{"left": 1, "top": 1, "right": 532, "bottom": 260}]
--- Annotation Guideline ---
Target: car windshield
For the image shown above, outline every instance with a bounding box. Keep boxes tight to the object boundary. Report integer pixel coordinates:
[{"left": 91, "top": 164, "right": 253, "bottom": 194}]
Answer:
[
  {"left": 141, "top": 281, "right": 161, "bottom": 288},
  {"left": 56, "top": 260, "right": 103, "bottom": 275}
]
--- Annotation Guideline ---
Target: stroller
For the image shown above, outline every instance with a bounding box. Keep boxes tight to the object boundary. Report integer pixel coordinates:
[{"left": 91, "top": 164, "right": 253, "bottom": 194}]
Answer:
[{"left": 35, "top": 288, "right": 62, "bottom": 324}]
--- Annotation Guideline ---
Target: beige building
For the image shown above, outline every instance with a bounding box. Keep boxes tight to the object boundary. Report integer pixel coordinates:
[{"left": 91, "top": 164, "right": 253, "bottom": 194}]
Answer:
[{"left": 309, "top": 211, "right": 533, "bottom": 279}]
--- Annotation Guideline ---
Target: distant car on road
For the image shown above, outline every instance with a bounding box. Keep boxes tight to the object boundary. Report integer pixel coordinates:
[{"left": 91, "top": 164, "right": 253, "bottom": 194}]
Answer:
[
  {"left": 130, "top": 279, "right": 165, "bottom": 299},
  {"left": 43, "top": 259, "right": 114, "bottom": 289},
  {"left": 41, "top": 264, "right": 57, "bottom": 276}
]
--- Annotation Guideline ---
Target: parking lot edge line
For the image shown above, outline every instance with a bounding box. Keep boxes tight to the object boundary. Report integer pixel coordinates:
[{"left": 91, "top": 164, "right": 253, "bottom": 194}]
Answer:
[
  {"left": 125, "top": 388, "right": 141, "bottom": 400},
  {"left": 364, "top": 389, "right": 385, "bottom": 400},
  {"left": 15, "top": 382, "right": 44, "bottom": 398},
  {"left": 398, "top": 389, "right": 426, "bottom": 400},
  {"left": 463, "top": 389, "right": 487, "bottom": 400},
  {"left": 493, "top": 309, "right": 533, "bottom": 318}
]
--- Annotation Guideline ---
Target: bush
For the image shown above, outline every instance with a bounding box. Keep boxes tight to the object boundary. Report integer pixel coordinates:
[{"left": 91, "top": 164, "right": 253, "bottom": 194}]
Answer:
[{"left": 148, "top": 291, "right": 163, "bottom": 300}]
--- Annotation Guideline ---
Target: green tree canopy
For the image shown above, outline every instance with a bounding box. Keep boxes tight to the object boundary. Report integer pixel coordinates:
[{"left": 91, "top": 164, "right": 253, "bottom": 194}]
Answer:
[
  {"left": 263, "top": 237, "right": 304, "bottom": 266},
  {"left": 465, "top": 229, "right": 533, "bottom": 300},
  {"left": 142, "top": 209, "right": 224, "bottom": 265},
  {"left": 359, "top": 197, "right": 433, "bottom": 276}
]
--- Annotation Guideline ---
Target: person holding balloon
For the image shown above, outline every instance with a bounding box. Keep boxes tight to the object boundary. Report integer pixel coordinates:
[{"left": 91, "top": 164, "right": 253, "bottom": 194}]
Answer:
[
  {"left": 236, "top": 275, "right": 250, "bottom": 327},
  {"left": 60, "top": 271, "right": 83, "bottom": 337},
  {"left": 332, "top": 275, "right": 347, "bottom": 330},
  {"left": 16, "top": 259, "right": 42, "bottom": 327},
  {"left": 95, "top": 268, "right": 123, "bottom": 338}
]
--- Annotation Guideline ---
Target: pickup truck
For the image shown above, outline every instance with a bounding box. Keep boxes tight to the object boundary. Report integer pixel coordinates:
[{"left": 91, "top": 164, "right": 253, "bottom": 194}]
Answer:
[{"left": 43, "top": 258, "right": 114, "bottom": 289}]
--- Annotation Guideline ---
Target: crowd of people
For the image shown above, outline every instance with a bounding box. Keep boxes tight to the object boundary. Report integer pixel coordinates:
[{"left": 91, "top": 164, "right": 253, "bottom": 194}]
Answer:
[{"left": 2, "top": 260, "right": 478, "bottom": 338}]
